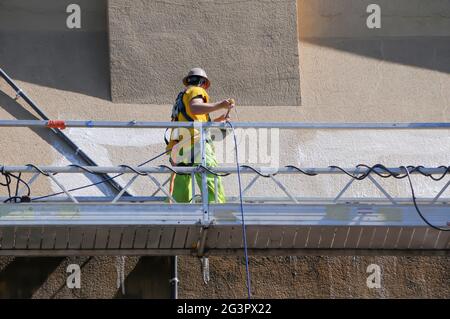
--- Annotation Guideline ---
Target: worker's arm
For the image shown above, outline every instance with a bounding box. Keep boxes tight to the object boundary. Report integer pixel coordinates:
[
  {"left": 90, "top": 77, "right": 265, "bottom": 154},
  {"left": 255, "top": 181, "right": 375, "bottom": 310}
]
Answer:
[
  {"left": 213, "top": 112, "right": 231, "bottom": 122},
  {"left": 189, "top": 98, "right": 234, "bottom": 115}
]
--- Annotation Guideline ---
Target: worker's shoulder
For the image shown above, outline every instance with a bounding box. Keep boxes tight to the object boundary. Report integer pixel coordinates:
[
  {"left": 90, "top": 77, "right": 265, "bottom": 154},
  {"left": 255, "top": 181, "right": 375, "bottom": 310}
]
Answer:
[{"left": 185, "top": 86, "right": 208, "bottom": 98}]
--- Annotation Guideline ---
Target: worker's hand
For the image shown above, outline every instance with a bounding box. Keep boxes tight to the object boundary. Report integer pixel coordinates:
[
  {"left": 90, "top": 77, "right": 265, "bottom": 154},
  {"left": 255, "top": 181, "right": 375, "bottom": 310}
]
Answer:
[{"left": 217, "top": 98, "right": 235, "bottom": 110}]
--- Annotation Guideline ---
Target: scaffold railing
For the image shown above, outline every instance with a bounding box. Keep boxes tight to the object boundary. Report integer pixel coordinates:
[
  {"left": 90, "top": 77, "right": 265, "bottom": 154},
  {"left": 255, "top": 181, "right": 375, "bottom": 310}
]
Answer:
[{"left": 0, "top": 119, "right": 449, "bottom": 129}]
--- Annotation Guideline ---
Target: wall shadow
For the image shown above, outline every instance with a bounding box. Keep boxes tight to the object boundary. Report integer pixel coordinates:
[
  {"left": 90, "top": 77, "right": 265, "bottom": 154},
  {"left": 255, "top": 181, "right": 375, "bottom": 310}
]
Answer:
[
  {"left": 0, "top": 91, "right": 114, "bottom": 195},
  {"left": 296, "top": 0, "right": 450, "bottom": 74},
  {"left": 114, "top": 256, "right": 172, "bottom": 299},
  {"left": 0, "top": 0, "right": 110, "bottom": 100},
  {"left": 0, "top": 91, "right": 63, "bottom": 146},
  {"left": 0, "top": 257, "right": 64, "bottom": 298}
]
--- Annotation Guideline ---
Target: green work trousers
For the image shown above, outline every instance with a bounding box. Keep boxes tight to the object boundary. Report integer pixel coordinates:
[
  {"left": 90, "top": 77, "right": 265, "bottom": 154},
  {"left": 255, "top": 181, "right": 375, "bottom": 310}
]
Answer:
[{"left": 169, "top": 142, "right": 226, "bottom": 203}]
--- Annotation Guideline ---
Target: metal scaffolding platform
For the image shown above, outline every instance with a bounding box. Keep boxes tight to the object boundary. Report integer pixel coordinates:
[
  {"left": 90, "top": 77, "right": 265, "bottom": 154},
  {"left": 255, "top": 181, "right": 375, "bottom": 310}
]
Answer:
[
  {"left": 0, "top": 165, "right": 448, "bottom": 256},
  {"left": 0, "top": 121, "right": 449, "bottom": 256},
  {"left": 0, "top": 202, "right": 448, "bottom": 256}
]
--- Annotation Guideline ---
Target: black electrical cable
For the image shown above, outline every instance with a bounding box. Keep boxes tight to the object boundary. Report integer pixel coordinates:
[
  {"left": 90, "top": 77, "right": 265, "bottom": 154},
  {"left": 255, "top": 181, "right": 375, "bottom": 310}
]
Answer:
[
  {"left": 285, "top": 165, "right": 318, "bottom": 176},
  {"left": 118, "top": 164, "right": 149, "bottom": 176},
  {"left": 1, "top": 169, "right": 31, "bottom": 203},
  {"left": 5, "top": 172, "right": 31, "bottom": 196},
  {"left": 158, "top": 164, "right": 190, "bottom": 176},
  {"left": 357, "top": 164, "right": 401, "bottom": 179},
  {"left": 329, "top": 164, "right": 392, "bottom": 180},
  {"left": 3, "top": 196, "right": 31, "bottom": 203},
  {"left": 327, "top": 164, "right": 450, "bottom": 181},
  {"left": 197, "top": 165, "right": 230, "bottom": 177},
  {"left": 1, "top": 171, "right": 12, "bottom": 198},
  {"left": 240, "top": 165, "right": 272, "bottom": 178},
  {"left": 418, "top": 165, "right": 450, "bottom": 181},
  {"left": 25, "top": 163, "right": 51, "bottom": 176},
  {"left": 401, "top": 166, "right": 450, "bottom": 232},
  {"left": 14, "top": 173, "right": 21, "bottom": 198},
  {"left": 323, "top": 164, "right": 450, "bottom": 231}
]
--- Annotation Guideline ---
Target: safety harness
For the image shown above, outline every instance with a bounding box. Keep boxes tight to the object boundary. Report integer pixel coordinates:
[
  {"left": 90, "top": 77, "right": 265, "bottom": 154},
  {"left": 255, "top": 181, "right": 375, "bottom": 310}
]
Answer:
[{"left": 165, "top": 90, "right": 212, "bottom": 165}]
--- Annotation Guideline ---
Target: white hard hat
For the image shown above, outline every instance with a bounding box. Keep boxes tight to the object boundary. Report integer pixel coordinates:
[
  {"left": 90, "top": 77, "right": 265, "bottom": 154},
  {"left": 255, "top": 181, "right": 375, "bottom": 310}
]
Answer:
[{"left": 183, "top": 67, "right": 211, "bottom": 89}]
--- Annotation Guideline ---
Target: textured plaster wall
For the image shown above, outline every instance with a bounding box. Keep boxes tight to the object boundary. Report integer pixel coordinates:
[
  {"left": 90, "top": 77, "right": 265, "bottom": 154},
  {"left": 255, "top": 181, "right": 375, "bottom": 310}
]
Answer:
[
  {"left": 108, "top": 0, "right": 301, "bottom": 106},
  {"left": 179, "top": 256, "right": 450, "bottom": 299},
  {"left": 0, "top": 0, "right": 448, "bottom": 298}
]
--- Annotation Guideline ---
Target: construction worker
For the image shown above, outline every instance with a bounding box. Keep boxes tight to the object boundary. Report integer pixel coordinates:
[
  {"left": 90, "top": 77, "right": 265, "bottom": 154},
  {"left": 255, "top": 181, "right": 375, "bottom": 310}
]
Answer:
[{"left": 167, "top": 68, "right": 234, "bottom": 203}]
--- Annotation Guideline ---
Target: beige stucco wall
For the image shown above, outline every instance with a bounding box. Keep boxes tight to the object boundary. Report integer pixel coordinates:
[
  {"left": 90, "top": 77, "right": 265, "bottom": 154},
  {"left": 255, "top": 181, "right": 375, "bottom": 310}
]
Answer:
[
  {"left": 0, "top": 0, "right": 448, "bottom": 298},
  {"left": 108, "top": 0, "right": 301, "bottom": 106}
]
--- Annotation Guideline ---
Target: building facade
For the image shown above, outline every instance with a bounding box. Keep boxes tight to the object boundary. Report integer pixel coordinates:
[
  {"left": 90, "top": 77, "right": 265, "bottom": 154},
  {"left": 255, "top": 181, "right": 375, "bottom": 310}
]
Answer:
[{"left": 0, "top": 0, "right": 449, "bottom": 298}]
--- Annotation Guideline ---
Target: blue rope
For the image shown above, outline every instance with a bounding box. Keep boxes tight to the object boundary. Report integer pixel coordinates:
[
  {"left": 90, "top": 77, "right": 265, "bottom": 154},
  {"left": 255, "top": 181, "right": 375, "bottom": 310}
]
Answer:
[{"left": 227, "top": 121, "right": 252, "bottom": 299}]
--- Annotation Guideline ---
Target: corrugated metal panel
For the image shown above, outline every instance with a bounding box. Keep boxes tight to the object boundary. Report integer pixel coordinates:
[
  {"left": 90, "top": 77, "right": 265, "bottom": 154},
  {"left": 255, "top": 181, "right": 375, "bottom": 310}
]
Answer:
[
  {"left": 81, "top": 228, "right": 96, "bottom": 249},
  {"left": 14, "top": 227, "right": 30, "bottom": 249},
  {"left": 434, "top": 231, "right": 450, "bottom": 249},
  {"left": 172, "top": 227, "right": 188, "bottom": 249},
  {"left": 306, "top": 227, "right": 322, "bottom": 249},
  {"left": 345, "top": 227, "right": 364, "bottom": 249},
  {"left": 396, "top": 227, "right": 415, "bottom": 249},
  {"left": 120, "top": 227, "right": 137, "bottom": 249},
  {"left": 216, "top": 228, "right": 232, "bottom": 249},
  {"left": 357, "top": 227, "right": 375, "bottom": 248},
  {"left": 255, "top": 227, "right": 271, "bottom": 249},
  {"left": 293, "top": 227, "right": 311, "bottom": 249},
  {"left": 1, "top": 227, "right": 15, "bottom": 249},
  {"left": 133, "top": 227, "right": 149, "bottom": 249},
  {"left": 205, "top": 228, "right": 219, "bottom": 249},
  {"left": 245, "top": 226, "right": 259, "bottom": 249},
  {"left": 41, "top": 227, "right": 56, "bottom": 249},
  {"left": 28, "top": 227, "right": 43, "bottom": 249},
  {"left": 54, "top": 227, "right": 68, "bottom": 249},
  {"left": 422, "top": 228, "right": 441, "bottom": 249},
  {"left": 280, "top": 227, "right": 297, "bottom": 249},
  {"left": 267, "top": 227, "right": 284, "bottom": 249},
  {"left": 0, "top": 202, "right": 448, "bottom": 255},
  {"left": 408, "top": 228, "right": 427, "bottom": 249},
  {"left": 68, "top": 228, "right": 83, "bottom": 249},
  {"left": 184, "top": 227, "right": 200, "bottom": 250},
  {"left": 318, "top": 227, "right": 336, "bottom": 249},
  {"left": 147, "top": 227, "right": 162, "bottom": 249},
  {"left": 159, "top": 227, "right": 175, "bottom": 249},
  {"left": 0, "top": 224, "right": 447, "bottom": 255},
  {"left": 331, "top": 227, "right": 350, "bottom": 249},
  {"left": 107, "top": 227, "right": 123, "bottom": 249},
  {"left": 94, "top": 228, "right": 109, "bottom": 249},
  {"left": 383, "top": 227, "right": 402, "bottom": 249}
]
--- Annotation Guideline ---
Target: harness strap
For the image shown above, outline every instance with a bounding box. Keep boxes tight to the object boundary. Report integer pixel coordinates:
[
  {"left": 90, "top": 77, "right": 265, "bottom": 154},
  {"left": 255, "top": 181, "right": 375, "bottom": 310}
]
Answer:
[{"left": 166, "top": 90, "right": 213, "bottom": 161}]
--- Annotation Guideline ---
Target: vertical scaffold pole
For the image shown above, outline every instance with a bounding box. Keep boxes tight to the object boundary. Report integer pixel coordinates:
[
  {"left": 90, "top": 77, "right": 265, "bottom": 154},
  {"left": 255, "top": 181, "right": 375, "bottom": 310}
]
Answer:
[{"left": 198, "top": 122, "right": 209, "bottom": 224}]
